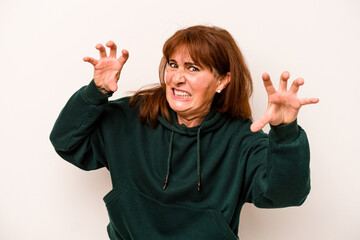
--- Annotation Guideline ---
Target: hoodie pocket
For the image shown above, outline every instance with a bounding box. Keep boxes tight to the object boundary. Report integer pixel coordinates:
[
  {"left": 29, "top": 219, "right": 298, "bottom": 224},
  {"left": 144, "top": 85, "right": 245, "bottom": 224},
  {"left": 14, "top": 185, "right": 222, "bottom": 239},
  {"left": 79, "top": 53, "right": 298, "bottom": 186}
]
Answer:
[{"left": 104, "top": 188, "right": 238, "bottom": 240}]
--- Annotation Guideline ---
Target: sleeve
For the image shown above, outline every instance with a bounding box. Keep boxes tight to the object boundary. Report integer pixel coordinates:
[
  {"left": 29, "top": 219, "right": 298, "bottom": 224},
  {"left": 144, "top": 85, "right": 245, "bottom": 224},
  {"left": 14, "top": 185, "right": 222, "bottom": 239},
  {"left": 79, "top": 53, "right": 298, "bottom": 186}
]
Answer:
[
  {"left": 243, "top": 120, "right": 311, "bottom": 208},
  {"left": 49, "top": 80, "right": 111, "bottom": 170}
]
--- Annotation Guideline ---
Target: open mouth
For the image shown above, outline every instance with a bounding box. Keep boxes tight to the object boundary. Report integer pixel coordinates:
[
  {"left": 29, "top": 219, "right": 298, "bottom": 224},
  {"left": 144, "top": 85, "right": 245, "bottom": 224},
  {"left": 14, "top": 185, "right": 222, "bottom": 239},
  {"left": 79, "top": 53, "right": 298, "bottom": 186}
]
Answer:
[{"left": 173, "top": 88, "right": 191, "bottom": 99}]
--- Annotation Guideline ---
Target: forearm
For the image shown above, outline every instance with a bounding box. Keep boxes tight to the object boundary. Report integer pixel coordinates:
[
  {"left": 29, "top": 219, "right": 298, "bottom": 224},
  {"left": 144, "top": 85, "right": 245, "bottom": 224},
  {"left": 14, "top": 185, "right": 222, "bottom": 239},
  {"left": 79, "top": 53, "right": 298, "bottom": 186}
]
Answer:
[
  {"left": 50, "top": 81, "right": 108, "bottom": 150},
  {"left": 250, "top": 121, "right": 311, "bottom": 208},
  {"left": 49, "top": 80, "right": 110, "bottom": 170}
]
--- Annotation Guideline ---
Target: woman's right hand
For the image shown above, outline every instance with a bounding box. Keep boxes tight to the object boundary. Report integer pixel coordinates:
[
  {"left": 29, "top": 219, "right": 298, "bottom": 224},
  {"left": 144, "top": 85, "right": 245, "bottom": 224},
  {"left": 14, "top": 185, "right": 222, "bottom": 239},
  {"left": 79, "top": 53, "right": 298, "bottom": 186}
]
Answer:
[{"left": 83, "top": 41, "right": 129, "bottom": 94}]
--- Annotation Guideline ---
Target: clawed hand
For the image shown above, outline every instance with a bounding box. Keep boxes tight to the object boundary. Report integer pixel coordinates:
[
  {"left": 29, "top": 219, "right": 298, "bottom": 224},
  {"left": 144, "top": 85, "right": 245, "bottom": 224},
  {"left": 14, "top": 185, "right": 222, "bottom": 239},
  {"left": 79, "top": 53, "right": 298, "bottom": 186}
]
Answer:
[
  {"left": 250, "top": 71, "right": 319, "bottom": 132},
  {"left": 83, "top": 41, "right": 129, "bottom": 93}
]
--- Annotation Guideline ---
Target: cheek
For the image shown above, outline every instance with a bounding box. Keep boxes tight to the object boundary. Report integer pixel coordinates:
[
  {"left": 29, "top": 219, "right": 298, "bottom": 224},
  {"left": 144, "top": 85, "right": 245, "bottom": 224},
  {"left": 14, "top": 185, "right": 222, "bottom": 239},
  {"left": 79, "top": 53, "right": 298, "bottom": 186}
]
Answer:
[
  {"left": 192, "top": 82, "right": 218, "bottom": 103},
  {"left": 165, "top": 81, "right": 173, "bottom": 97},
  {"left": 165, "top": 70, "right": 173, "bottom": 84},
  {"left": 191, "top": 78, "right": 215, "bottom": 94}
]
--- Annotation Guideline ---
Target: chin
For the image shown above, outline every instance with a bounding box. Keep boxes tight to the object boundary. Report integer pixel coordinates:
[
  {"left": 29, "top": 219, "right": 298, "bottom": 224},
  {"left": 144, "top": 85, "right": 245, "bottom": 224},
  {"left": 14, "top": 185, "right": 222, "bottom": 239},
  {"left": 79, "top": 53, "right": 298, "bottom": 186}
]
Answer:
[{"left": 167, "top": 99, "right": 191, "bottom": 113}]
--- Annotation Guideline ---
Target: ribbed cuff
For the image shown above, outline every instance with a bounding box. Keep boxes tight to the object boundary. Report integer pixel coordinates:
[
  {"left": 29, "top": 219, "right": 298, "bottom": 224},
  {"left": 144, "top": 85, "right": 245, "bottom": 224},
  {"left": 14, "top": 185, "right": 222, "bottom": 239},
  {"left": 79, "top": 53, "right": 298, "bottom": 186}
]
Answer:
[
  {"left": 270, "top": 119, "right": 299, "bottom": 143},
  {"left": 81, "top": 80, "right": 111, "bottom": 105}
]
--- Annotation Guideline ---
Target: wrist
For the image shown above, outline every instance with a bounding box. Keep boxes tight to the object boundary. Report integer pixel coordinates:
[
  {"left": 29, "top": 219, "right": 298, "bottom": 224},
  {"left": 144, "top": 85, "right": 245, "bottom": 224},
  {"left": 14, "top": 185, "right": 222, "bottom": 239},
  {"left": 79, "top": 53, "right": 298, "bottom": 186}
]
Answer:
[
  {"left": 270, "top": 119, "right": 299, "bottom": 143},
  {"left": 97, "top": 86, "right": 113, "bottom": 96},
  {"left": 81, "top": 80, "right": 111, "bottom": 105}
]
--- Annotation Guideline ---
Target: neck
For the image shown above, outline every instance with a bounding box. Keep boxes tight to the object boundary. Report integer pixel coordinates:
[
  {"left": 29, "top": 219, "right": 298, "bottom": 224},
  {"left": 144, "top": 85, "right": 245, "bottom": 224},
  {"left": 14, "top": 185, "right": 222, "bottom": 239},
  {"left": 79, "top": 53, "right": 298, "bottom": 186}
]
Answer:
[{"left": 176, "top": 113, "right": 208, "bottom": 127}]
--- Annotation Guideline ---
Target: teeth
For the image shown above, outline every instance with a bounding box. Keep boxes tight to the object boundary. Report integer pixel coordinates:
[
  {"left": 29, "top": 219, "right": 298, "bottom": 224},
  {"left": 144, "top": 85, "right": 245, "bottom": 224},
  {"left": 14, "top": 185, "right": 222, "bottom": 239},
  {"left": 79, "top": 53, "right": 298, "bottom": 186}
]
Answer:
[{"left": 174, "top": 89, "right": 191, "bottom": 98}]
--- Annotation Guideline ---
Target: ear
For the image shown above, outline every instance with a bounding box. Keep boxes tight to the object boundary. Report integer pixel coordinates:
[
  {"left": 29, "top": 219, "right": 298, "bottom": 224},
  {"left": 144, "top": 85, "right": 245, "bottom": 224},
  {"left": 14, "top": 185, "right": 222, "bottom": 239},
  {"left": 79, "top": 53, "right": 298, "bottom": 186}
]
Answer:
[{"left": 216, "top": 72, "right": 231, "bottom": 93}]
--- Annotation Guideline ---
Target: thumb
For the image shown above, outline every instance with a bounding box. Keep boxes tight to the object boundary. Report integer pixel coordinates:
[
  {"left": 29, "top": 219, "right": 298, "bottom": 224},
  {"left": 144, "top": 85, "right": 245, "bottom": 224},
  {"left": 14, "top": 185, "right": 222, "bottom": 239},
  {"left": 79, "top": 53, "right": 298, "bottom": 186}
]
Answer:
[
  {"left": 108, "top": 80, "right": 118, "bottom": 92},
  {"left": 250, "top": 115, "right": 270, "bottom": 132}
]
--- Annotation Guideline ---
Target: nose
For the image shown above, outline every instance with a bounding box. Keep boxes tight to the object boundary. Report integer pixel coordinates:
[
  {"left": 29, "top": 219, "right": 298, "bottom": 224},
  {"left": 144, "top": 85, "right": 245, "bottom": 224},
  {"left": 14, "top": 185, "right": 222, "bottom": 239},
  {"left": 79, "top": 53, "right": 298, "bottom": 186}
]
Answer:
[{"left": 173, "top": 69, "right": 185, "bottom": 84}]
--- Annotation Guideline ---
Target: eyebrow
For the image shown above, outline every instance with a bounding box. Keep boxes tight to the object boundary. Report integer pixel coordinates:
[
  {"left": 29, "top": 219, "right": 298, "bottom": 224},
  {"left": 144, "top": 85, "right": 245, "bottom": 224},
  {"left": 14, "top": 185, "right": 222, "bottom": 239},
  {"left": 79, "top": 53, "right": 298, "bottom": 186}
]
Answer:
[{"left": 168, "top": 59, "right": 200, "bottom": 66}]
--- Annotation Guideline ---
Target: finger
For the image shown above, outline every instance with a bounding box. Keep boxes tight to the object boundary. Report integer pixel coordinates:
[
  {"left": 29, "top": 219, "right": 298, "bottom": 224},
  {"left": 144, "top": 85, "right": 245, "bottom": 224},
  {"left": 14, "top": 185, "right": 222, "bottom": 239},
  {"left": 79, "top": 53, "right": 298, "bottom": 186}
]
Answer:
[
  {"left": 289, "top": 77, "right": 304, "bottom": 94},
  {"left": 106, "top": 41, "right": 117, "bottom": 58},
  {"left": 83, "top": 56, "right": 98, "bottom": 66},
  {"left": 108, "top": 80, "right": 118, "bottom": 92},
  {"left": 279, "top": 71, "right": 290, "bottom": 91},
  {"left": 96, "top": 43, "right": 107, "bottom": 58},
  {"left": 262, "top": 72, "right": 276, "bottom": 95},
  {"left": 300, "top": 97, "right": 319, "bottom": 106},
  {"left": 250, "top": 114, "right": 270, "bottom": 132},
  {"left": 118, "top": 49, "right": 129, "bottom": 66},
  {"left": 115, "top": 71, "right": 120, "bottom": 80}
]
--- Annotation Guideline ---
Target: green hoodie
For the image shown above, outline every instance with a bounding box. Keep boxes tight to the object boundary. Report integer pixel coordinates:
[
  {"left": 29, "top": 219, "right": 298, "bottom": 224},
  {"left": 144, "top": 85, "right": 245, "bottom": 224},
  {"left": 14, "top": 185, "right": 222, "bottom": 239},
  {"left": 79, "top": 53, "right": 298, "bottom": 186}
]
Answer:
[{"left": 50, "top": 80, "right": 311, "bottom": 240}]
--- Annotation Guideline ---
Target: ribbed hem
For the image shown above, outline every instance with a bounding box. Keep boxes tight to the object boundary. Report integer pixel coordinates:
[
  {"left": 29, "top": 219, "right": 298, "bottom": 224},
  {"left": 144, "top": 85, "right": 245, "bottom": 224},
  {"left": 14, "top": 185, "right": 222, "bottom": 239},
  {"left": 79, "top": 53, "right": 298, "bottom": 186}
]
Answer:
[
  {"left": 270, "top": 119, "right": 299, "bottom": 143},
  {"left": 81, "top": 80, "right": 110, "bottom": 105}
]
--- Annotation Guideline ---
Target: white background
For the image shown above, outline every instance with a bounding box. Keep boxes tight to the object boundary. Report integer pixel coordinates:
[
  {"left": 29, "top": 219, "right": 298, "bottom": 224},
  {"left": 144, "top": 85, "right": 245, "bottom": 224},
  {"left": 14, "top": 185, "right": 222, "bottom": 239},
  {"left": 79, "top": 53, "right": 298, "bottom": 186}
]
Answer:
[{"left": 1, "top": 0, "right": 359, "bottom": 239}]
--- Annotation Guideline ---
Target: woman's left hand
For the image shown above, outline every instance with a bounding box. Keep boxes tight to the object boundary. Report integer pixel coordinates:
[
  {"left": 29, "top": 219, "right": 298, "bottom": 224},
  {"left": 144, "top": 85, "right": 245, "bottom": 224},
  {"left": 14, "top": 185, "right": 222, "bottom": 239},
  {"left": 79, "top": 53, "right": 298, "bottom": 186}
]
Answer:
[{"left": 250, "top": 71, "right": 319, "bottom": 132}]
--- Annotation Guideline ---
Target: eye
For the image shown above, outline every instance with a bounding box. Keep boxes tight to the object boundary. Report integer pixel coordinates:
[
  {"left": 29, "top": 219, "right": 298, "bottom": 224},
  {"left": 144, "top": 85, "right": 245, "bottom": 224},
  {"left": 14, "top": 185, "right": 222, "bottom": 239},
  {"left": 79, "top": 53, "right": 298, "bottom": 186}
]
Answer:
[
  {"left": 189, "top": 66, "right": 200, "bottom": 72},
  {"left": 168, "top": 62, "right": 178, "bottom": 68}
]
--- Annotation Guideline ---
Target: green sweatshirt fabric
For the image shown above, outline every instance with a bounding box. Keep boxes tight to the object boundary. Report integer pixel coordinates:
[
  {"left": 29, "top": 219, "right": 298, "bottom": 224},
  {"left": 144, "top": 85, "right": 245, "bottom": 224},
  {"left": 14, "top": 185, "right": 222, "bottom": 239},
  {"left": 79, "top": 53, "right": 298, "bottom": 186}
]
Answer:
[{"left": 50, "top": 80, "right": 311, "bottom": 240}]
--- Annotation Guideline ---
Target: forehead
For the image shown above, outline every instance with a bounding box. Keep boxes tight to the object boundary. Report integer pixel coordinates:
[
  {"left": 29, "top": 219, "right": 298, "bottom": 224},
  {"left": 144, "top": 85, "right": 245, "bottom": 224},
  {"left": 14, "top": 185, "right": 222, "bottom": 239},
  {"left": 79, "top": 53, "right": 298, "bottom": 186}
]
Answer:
[{"left": 169, "top": 46, "right": 193, "bottom": 62}]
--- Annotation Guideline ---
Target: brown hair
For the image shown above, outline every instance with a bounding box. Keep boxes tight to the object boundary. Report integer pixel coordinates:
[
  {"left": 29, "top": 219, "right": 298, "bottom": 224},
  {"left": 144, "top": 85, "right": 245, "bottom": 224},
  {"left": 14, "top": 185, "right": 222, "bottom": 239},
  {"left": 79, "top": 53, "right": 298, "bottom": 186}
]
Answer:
[{"left": 130, "top": 25, "right": 253, "bottom": 127}]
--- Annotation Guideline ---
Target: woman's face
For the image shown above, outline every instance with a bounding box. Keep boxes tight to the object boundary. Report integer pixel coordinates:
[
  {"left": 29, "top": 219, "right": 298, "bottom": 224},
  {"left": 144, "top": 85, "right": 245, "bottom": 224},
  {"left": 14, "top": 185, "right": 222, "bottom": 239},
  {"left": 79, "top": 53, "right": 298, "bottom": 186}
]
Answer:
[{"left": 165, "top": 47, "right": 223, "bottom": 124}]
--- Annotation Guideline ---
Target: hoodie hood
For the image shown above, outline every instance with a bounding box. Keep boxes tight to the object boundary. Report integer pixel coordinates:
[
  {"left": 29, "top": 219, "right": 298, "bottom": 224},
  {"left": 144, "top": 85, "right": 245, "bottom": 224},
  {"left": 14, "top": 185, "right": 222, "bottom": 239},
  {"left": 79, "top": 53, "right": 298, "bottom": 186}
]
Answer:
[
  {"left": 158, "top": 106, "right": 227, "bottom": 191},
  {"left": 158, "top": 106, "right": 227, "bottom": 136}
]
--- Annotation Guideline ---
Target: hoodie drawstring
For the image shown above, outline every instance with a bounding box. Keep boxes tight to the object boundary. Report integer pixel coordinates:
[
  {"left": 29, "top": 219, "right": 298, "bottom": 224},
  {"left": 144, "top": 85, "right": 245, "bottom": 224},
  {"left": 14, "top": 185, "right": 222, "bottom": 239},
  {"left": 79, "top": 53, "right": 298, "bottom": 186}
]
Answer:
[
  {"left": 163, "top": 131, "right": 174, "bottom": 190},
  {"left": 163, "top": 127, "right": 203, "bottom": 192},
  {"left": 197, "top": 126, "right": 203, "bottom": 191}
]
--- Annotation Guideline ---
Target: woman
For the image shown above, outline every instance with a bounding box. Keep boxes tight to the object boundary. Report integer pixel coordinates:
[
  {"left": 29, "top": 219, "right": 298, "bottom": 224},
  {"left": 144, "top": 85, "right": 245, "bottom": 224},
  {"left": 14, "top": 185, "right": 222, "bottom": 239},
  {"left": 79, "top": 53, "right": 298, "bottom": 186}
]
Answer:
[{"left": 50, "top": 25, "right": 318, "bottom": 239}]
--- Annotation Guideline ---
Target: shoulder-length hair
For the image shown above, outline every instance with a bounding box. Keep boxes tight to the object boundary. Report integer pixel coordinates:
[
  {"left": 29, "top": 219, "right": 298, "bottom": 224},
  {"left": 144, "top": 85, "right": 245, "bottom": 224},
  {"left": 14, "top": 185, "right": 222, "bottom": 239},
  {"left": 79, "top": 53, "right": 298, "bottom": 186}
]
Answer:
[{"left": 130, "top": 25, "right": 253, "bottom": 127}]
